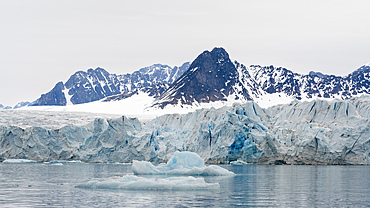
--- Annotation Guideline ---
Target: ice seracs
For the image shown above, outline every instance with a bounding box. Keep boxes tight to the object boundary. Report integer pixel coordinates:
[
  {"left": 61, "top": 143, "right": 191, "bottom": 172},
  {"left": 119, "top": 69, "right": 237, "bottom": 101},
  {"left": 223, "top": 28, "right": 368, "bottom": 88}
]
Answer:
[{"left": 132, "top": 151, "right": 235, "bottom": 176}]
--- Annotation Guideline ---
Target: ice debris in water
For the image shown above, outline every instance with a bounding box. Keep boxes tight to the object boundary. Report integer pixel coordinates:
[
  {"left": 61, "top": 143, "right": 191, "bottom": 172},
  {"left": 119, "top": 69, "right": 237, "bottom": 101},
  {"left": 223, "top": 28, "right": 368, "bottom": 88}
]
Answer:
[
  {"left": 48, "top": 160, "right": 83, "bottom": 164},
  {"left": 2, "top": 159, "right": 37, "bottom": 163},
  {"left": 132, "top": 151, "right": 235, "bottom": 176},
  {"left": 230, "top": 159, "right": 249, "bottom": 165},
  {"left": 76, "top": 175, "right": 220, "bottom": 191}
]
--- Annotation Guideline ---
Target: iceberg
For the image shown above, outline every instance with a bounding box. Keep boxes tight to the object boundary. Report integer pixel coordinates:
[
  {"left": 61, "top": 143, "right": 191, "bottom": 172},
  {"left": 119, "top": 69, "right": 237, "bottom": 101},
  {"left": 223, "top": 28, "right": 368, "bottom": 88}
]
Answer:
[
  {"left": 132, "top": 151, "right": 235, "bottom": 176},
  {"left": 76, "top": 175, "right": 220, "bottom": 191},
  {"left": 2, "top": 159, "right": 37, "bottom": 163},
  {"left": 76, "top": 152, "right": 224, "bottom": 191}
]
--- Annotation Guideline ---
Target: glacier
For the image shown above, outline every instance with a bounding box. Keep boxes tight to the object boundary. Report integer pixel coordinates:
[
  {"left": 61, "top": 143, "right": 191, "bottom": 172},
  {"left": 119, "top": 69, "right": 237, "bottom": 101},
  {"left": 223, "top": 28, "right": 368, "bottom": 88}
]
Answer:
[{"left": 0, "top": 96, "right": 369, "bottom": 165}]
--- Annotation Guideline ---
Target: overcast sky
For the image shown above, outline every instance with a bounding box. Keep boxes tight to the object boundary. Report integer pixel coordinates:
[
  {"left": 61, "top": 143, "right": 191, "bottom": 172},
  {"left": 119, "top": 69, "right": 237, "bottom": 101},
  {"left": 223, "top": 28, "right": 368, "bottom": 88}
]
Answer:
[{"left": 1, "top": 0, "right": 370, "bottom": 106}]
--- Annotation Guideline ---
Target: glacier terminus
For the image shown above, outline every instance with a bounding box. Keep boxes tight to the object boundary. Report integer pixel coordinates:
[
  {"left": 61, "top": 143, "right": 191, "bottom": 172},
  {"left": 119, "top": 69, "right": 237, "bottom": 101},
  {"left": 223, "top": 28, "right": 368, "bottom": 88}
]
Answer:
[{"left": 1, "top": 96, "right": 369, "bottom": 165}]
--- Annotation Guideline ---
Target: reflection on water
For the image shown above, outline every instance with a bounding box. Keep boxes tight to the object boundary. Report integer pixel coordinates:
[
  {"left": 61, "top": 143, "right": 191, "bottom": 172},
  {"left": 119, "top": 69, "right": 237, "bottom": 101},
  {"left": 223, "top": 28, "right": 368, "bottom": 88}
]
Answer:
[{"left": 0, "top": 163, "right": 369, "bottom": 207}]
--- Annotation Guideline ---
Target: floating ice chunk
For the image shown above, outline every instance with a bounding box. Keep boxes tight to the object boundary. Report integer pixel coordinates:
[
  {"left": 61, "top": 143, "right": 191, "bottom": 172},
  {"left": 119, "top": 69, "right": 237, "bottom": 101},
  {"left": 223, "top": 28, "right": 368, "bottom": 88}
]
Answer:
[
  {"left": 50, "top": 163, "right": 63, "bottom": 166},
  {"left": 132, "top": 151, "right": 234, "bottom": 176},
  {"left": 76, "top": 175, "right": 219, "bottom": 190},
  {"left": 230, "top": 159, "right": 249, "bottom": 165},
  {"left": 2, "top": 159, "right": 37, "bottom": 163},
  {"left": 49, "top": 160, "right": 83, "bottom": 163}
]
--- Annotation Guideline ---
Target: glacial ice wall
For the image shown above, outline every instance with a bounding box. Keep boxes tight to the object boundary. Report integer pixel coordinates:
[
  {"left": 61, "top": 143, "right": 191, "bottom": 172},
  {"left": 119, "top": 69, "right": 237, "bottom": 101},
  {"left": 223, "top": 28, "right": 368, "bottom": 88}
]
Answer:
[
  {"left": 266, "top": 97, "right": 370, "bottom": 164},
  {"left": 1, "top": 96, "right": 369, "bottom": 164}
]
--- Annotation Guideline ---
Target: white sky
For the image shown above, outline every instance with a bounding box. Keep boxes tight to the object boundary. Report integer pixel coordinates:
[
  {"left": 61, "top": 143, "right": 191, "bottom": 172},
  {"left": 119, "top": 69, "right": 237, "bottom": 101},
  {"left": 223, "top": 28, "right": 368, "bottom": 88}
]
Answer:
[{"left": 1, "top": 0, "right": 370, "bottom": 106}]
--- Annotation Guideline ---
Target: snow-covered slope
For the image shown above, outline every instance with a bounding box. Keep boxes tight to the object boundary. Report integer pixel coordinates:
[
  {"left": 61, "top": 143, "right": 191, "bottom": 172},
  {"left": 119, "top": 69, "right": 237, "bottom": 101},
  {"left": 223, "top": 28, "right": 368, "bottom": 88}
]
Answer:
[{"left": 1, "top": 96, "right": 369, "bottom": 164}]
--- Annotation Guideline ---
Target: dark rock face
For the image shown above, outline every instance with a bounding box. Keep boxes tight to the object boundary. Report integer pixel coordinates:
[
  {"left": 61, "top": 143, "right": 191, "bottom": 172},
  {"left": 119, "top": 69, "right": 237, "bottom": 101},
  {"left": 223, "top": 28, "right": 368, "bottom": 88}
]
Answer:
[
  {"left": 345, "top": 65, "right": 370, "bottom": 96},
  {"left": 31, "top": 82, "right": 67, "bottom": 106},
  {"left": 153, "top": 48, "right": 252, "bottom": 108}
]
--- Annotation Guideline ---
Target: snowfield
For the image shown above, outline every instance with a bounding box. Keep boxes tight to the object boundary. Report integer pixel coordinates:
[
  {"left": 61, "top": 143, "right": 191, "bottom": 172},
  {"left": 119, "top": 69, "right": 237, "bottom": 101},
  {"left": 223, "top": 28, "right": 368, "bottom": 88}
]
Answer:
[{"left": 0, "top": 96, "right": 369, "bottom": 165}]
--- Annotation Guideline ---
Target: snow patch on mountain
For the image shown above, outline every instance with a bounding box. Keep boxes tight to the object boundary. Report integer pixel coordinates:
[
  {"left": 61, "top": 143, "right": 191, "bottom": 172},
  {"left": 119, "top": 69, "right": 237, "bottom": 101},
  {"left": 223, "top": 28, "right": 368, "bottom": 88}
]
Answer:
[{"left": 62, "top": 88, "right": 73, "bottom": 106}]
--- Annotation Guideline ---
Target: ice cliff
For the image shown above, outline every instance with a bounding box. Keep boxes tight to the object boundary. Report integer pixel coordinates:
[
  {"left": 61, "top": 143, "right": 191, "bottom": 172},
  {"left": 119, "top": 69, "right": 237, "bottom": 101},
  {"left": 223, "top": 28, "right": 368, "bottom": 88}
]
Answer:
[{"left": 1, "top": 96, "right": 369, "bottom": 165}]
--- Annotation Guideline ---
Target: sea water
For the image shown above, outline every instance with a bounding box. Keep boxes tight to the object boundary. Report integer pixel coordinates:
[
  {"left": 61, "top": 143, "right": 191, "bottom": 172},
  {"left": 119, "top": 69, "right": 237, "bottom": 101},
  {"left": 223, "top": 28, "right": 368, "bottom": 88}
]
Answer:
[{"left": 0, "top": 163, "right": 369, "bottom": 207}]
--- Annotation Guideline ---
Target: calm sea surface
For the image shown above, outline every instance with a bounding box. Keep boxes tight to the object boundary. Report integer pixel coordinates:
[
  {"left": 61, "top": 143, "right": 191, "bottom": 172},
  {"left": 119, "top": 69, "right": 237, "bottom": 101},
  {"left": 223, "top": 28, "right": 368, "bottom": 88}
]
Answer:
[{"left": 0, "top": 163, "right": 369, "bottom": 207}]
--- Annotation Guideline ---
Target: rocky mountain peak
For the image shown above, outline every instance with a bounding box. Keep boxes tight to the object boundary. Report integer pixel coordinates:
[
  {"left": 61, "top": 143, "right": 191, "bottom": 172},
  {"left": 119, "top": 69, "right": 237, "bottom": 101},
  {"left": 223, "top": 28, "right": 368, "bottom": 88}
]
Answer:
[{"left": 152, "top": 47, "right": 252, "bottom": 108}]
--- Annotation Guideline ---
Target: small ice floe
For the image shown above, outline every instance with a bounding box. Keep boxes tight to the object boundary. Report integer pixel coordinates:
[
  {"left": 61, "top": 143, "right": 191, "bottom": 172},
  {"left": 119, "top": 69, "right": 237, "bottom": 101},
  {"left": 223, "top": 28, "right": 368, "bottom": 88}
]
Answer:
[
  {"left": 50, "top": 163, "right": 64, "bottom": 166},
  {"left": 76, "top": 175, "right": 219, "bottom": 191},
  {"left": 132, "top": 151, "right": 235, "bottom": 176},
  {"left": 48, "top": 160, "right": 83, "bottom": 164},
  {"left": 2, "top": 159, "right": 37, "bottom": 163},
  {"left": 230, "top": 159, "right": 249, "bottom": 165}
]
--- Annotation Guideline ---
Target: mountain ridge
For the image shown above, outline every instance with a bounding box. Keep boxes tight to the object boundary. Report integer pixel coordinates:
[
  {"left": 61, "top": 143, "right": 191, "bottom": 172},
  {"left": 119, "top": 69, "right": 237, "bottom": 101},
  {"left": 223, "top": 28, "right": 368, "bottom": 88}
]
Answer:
[
  {"left": 7, "top": 47, "right": 370, "bottom": 110},
  {"left": 28, "top": 62, "right": 190, "bottom": 107},
  {"left": 150, "top": 47, "right": 370, "bottom": 109}
]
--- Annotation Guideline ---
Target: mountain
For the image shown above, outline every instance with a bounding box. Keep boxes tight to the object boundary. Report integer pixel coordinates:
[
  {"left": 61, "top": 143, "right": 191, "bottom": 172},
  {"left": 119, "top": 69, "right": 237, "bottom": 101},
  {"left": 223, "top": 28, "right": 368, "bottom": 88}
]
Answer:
[
  {"left": 19, "top": 47, "right": 370, "bottom": 111},
  {"left": 30, "top": 62, "right": 190, "bottom": 106},
  {"left": 151, "top": 47, "right": 370, "bottom": 109},
  {"left": 152, "top": 48, "right": 252, "bottom": 109},
  {"left": 13, "top": 101, "right": 31, "bottom": 109},
  {"left": 247, "top": 63, "right": 369, "bottom": 101},
  {"left": 0, "top": 104, "right": 12, "bottom": 110}
]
